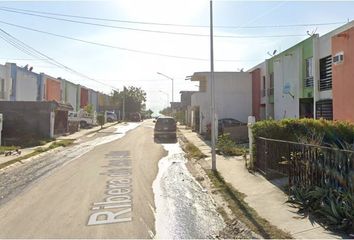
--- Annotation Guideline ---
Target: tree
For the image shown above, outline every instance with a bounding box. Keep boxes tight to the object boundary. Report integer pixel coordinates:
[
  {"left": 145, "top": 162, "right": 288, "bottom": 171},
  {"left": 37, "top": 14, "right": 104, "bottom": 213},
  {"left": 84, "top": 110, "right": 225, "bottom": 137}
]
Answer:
[
  {"left": 97, "top": 114, "right": 105, "bottom": 129},
  {"left": 84, "top": 104, "right": 94, "bottom": 115},
  {"left": 159, "top": 107, "right": 172, "bottom": 116},
  {"left": 110, "top": 86, "right": 147, "bottom": 117},
  {"left": 141, "top": 109, "right": 154, "bottom": 119}
]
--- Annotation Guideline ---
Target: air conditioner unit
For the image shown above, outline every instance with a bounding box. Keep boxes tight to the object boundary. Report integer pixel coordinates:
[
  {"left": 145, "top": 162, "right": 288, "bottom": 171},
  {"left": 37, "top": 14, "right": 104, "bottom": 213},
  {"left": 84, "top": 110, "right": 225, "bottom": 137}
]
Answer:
[{"left": 333, "top": 52, "right": 344, "bottom": 64}]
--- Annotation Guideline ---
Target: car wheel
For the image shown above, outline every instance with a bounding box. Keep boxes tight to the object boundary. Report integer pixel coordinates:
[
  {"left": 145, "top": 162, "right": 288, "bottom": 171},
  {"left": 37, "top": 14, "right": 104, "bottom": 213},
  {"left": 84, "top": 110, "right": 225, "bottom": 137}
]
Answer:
[{"left": 80, "top": 121, "right": 88, "bottom": 128}]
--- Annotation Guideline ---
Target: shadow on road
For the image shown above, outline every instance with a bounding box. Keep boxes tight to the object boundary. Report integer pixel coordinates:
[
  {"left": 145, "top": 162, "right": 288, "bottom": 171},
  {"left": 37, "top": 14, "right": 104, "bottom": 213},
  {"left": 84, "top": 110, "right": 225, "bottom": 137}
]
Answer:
[{"left": 154, "top": 137, "right": 178, "bottom": 144}]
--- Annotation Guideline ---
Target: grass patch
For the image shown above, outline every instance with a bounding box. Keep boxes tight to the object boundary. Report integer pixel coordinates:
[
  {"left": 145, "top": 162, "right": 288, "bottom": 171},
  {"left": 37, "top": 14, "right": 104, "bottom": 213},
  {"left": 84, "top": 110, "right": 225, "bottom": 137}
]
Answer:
[
  {"left": 184, "top": 142, "right": 207, "bottom": 160},
  {"left": 0, "top": 146, "right": 19, "bottom": 155},
  {"left": 206, "top": 169, "right": 292, "bottom": 239},
  {"left": 0, "top": 139, "right": 75, "bottom": 170},
  {"left": 217, "top": 134, "right": 247, "bottom": 156}
]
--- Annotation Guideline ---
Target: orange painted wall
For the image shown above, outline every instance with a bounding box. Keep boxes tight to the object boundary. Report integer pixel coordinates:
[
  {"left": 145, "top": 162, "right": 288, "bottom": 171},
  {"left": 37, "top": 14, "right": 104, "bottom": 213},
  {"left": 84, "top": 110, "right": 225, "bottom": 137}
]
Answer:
[
  {"left": 80, "top": 87, "right": 89, "bottom": 108},
  {"left": 332, "top": 27, "right": 354, "bottom": 122},
  {"left": 46, "top": 78, "right": 61, "bottom": 102}
]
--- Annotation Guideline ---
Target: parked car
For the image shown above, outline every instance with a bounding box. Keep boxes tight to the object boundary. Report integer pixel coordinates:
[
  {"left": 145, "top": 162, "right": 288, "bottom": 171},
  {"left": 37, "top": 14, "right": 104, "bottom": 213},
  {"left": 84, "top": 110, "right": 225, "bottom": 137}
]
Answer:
[
  {"left": 129, "top": 112, "right": 141, "bottom": 122},
  {"left": 76, "top": 110, "right": 97, "bottom": 128},
  {"left": 207, "top": 118, "right": 246, "bottom": 135},
  {"left": 106, "top": 111, "right": 117, "bottom": 122},
  {"left": 154, "top": 116, "right": 176, "bottom": 140}
]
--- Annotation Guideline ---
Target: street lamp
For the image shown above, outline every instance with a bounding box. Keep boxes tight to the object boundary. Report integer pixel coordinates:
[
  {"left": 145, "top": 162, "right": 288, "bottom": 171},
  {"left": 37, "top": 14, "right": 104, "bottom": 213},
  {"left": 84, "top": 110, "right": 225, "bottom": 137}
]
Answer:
[
  {"left": 158, "top": 90, "right": 169, "bottom": 108},
  {"left": 157, "top": 72, "right": 174, "bottom": 102}
]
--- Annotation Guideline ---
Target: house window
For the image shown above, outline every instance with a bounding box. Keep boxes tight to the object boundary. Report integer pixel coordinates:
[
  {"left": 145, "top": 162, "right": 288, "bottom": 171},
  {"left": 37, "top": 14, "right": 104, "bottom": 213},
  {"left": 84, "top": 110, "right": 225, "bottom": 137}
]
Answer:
[
  {"left": 268, "top": 73, "right": 274, "bottom": 96},
  {"left": 333, "top": 52, "right": 344, "bottom": 65},
  {"left": 319, "top": 55, "right": 332, "bottom": 91},
  {"left": 305, "top": 57, "right": 313, "bottom": 87},
  {"left": 262, "top": 76, "right": 266, "bottom": 97}
]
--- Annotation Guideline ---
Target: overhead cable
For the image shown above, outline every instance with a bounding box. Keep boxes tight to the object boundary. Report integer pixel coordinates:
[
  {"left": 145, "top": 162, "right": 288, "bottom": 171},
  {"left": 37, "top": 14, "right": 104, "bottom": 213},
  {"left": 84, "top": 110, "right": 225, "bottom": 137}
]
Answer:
[
  {"left": 0, "top": 7, "right": 308, "bottom": 38},
  {"left": 0, "top": 20, "right": 263, "bottom": 62},
  {"left": 0, "top": 6, "right": 346, "bottom": 29}
]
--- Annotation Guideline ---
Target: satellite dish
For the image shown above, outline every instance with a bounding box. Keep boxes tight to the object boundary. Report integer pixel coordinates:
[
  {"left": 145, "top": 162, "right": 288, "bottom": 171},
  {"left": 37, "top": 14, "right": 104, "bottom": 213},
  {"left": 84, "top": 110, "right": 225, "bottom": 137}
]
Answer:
[{"left": 273, "top": 50, "right": 277, "bottom": 55}]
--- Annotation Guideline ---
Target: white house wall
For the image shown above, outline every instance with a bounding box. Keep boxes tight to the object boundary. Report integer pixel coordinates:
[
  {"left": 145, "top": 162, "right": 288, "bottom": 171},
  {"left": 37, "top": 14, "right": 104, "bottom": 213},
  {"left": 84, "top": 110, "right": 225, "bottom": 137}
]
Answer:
[
  {"left": 191, "top": 72, "right": 252, "bottom": 133},
  {"left": 15, "top": 68, "right": 38, "bottom": 101},
  {"left": 0, "top": 64, "right": 11, "bottom": 101},
  {"left": 191, "top": 91, "right": 208, "bottom": 133},
  {"left": 89, "top": 90, "right": 98, "bottom": 111},
  {"left": 66, "top": 82, "right": 78, "bottom": 111},
  {"left": 214, "top": 73, "right": 252, "bottom": 123},
  {"left": 274, "top": 48, "right": 301, "bottom": 120}
]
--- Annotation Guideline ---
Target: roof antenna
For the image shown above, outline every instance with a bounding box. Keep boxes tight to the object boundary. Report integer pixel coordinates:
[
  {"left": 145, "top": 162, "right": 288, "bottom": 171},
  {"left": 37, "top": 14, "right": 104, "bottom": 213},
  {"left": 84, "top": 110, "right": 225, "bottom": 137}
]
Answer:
[
  {"left": 267, "top": 50, "right": 277, "bottom": 57},
  {"left": 307, "top": 28, "right": 318, "bottom": 36}
]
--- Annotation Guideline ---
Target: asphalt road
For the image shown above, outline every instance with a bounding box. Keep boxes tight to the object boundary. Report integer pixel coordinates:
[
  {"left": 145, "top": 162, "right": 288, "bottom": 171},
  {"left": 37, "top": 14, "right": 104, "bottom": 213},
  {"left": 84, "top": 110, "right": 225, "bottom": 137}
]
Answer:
[{"left": 0, "top": 120, "right": 166, "bottom": 238}]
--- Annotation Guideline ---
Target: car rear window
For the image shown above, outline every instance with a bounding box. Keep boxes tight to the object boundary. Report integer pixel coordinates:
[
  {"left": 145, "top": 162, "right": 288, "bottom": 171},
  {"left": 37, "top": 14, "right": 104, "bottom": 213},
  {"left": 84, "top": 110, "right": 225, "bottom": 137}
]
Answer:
[{"left": 156, "top": 118, "right": 175, "bottom": 125}]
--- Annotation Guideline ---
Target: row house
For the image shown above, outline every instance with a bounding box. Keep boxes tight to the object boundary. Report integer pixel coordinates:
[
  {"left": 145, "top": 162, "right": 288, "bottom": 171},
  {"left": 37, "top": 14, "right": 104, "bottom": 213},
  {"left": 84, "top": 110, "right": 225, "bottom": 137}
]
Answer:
[
  {"left": 0, "top": 62, "right": 113, "bottom": 144},
  {"left": 187, "top": 72, "right": 252, "bottom": 134},
  {"left": 61, "top": 78, "right": 81, "bottom": 112},
  {"left": 179, "top": 91, "right": 197, "bottom": 126},
  {"left": 0, "top": 62, "right": 112, "bottom": 112},
  {"left": 89, "top": 89, "right": 99, "bottom": 112},
  {"left": 40, "top": 73, "right": 62, "bottom": 102},
  {"left": 0, "top": 63, "right": 40, "bottom": 101},
  {"left": 251, "top": 21, "right": 354, "bottom": 122}
]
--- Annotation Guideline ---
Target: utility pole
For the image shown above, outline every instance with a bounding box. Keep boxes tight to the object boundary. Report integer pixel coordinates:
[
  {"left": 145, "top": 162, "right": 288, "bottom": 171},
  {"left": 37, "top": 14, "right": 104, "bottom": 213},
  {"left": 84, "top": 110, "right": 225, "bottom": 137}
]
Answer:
[
  {"left": 210, "top": 0, "right": 216, "bottom": 171},
  {"left": 122, "top": 86, "right": 126, "bottom": 121}
]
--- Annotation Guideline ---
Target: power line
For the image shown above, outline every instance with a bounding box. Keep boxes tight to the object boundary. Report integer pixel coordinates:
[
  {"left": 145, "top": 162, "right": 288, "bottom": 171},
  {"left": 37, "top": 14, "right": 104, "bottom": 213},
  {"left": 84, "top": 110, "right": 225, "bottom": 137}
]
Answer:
[
  {"left": 0, "top": 6, "right": 346, "bottom": 29},
  {"left": 0, "top": 28, "right": 119, "bottom": 91},
  {"left": 0, "top": 7, "right": 308, "bottom": 38},
  {"left": 0, "top": 57, "right": 47, "bottom": 60},
  {"left": 0, "top": 20, "right": 263, "bottom": 62}
]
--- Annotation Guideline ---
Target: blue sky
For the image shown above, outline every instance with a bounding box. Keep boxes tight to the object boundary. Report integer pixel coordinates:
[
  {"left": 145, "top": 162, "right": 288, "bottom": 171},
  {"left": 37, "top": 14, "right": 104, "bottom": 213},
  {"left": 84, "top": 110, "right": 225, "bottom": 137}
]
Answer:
[{"left": 0, "top": 1, "right": 353, "bottom": 113}]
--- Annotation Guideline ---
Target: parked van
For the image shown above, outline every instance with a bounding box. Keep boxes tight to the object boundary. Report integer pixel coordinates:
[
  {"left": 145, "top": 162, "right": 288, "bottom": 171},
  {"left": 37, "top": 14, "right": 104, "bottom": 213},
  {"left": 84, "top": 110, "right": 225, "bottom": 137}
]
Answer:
[{"left": 129, "top": 112, "right": 141, "bottom": 122}]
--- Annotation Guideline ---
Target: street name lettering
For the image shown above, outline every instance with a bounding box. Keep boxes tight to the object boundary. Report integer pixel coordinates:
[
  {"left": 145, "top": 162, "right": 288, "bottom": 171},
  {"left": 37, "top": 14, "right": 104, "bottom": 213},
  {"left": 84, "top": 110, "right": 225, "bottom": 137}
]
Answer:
[{"left": 87, "top": 151, "right": 133, "bottom": 226}]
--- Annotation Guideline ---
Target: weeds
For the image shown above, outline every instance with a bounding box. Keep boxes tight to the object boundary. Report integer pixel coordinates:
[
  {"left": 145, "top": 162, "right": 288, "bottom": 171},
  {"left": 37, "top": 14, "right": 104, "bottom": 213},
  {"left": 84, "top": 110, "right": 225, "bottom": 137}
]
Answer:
[
  {"left": 184, "top": 142, "right": 206, "bottom": 160},
  {"left": 216, "top": 134, "right": 246, "bottom": 156},
  {"left": 0, "top": 146, "right": 18, "bottom": 155},
  {"left": 0, "top": 139, "right": 75, "bottom": 170}
]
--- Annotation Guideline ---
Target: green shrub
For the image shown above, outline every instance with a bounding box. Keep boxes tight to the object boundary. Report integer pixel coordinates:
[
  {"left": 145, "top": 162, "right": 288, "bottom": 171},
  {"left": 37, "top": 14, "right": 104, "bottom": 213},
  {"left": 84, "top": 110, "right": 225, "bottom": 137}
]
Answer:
[
  {"left": 287, "top": 185, "right": 354, "bottom": 233},
  {"left": 252, "top": 118, "right": 354, "bottom": 147},
  {"left": 97, "top": 114, "right": 105, "bottom": 128},
  {"left": 217, "top": 133, "right": 245, "bottom": 156}
]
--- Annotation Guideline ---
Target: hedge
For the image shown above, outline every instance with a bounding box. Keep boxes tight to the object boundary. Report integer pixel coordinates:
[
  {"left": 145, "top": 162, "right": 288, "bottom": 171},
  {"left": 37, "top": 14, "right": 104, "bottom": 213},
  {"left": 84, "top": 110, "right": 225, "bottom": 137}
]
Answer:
[{"left": 252, "top": 118, "right": 354, "bottom": 147}]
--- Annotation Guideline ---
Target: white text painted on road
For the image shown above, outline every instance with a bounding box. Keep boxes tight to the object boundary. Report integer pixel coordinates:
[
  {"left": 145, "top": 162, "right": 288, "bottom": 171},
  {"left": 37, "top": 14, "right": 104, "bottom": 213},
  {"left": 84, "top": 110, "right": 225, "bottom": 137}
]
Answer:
[{"left": 87, "top": 151, "right": 132, "bottom": 226}]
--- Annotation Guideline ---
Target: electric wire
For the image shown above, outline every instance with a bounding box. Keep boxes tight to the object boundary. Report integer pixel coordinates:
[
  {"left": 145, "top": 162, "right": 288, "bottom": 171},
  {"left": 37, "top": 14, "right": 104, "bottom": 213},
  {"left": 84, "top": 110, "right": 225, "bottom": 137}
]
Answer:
[
  {"left": 0, "top": 7, "right": 308, "bottom": 38},
  {"left": 0, "top": 20, "right": 263, "bottom": 62},
  {"left": 0, "top": 28, "right": 119, "bottom": 90},
  {"left": 0, "top": 6, "right": 346, "bottom": 29}
]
